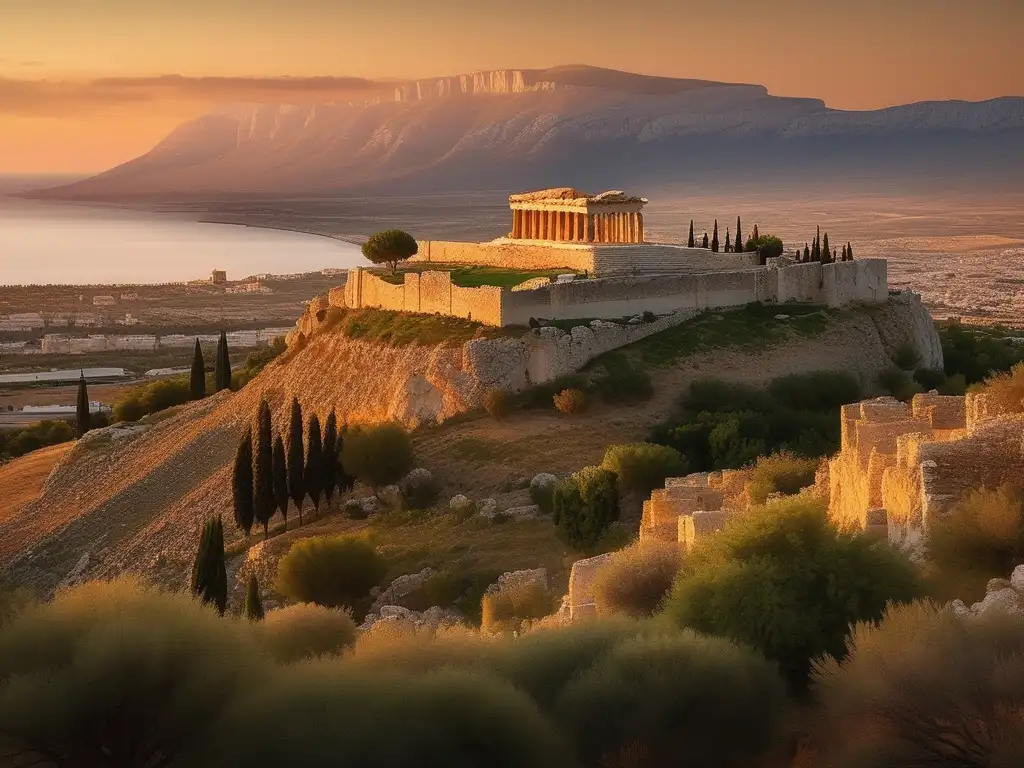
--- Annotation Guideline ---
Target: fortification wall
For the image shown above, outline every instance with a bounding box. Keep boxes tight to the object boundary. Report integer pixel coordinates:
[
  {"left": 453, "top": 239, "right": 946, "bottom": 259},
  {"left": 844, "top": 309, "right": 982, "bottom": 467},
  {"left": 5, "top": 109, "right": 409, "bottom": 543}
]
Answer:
[
  {"left": 828, "top": 392, "right": 1024, "bottom": 552},
  {"left": 342, "top": 268, "right": 504, "bottom": 326},
  {"left": 414, "top": 240, "right": 595, "bottom": 272}
]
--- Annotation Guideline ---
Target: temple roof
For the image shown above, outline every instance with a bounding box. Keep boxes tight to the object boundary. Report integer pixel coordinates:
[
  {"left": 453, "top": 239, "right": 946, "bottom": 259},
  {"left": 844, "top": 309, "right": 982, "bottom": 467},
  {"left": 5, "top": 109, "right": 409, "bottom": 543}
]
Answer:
[{"left": 508, "top": 188, "right": 647, "bottom": 205}]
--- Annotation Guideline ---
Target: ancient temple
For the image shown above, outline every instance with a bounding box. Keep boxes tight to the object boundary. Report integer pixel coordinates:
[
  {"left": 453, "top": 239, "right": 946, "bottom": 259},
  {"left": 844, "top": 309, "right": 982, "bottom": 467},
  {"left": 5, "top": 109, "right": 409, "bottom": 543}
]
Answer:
[{"left": 508, "top": 188, "right": 647, "bottom": 244}]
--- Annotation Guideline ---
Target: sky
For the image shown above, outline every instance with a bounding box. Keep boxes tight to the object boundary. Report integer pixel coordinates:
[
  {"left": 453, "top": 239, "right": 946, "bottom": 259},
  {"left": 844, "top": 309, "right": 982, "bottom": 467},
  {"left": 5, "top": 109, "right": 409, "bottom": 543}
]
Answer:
[{"left": 1, "top": 0, "right": 1022, "bottom": 174}]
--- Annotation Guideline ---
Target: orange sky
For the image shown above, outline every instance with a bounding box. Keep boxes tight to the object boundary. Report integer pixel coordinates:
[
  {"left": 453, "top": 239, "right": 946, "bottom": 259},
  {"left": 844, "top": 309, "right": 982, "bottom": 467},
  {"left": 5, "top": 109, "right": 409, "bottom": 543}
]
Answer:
[{"left": 1, "top": 0, "right": 1022, "bottom": 174}]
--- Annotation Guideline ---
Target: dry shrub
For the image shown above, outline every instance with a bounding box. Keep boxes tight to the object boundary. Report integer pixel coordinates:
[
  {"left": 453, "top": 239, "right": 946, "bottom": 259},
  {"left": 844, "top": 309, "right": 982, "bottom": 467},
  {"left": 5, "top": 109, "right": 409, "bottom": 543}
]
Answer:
[
  {"left": 746, "top": 451, "right": 820, "bottom": 504},
  {"left": 593, "top": 542, "right": 683, "bottom": 618},
  {"left": 553, "top": 388, "right": 589, "bottom": 415},
  {"left": 348, "top": 622, "right": 493, "bottom": 673},
  {"left": 600, "top": 443, "right": 687, "bottom": 495},
  {"left": 0, "top": 578, "right": 261, "bottom": 767},
  {"left": 260, "top": 603, "right": 357, "bottom": 663},
  {"left": 484, "top": 388, "right": 514, "bottom": 419},
  {"left": 481, "top": 583, "right": 555, "bottom": 634},
  {"left": 813, "top": 600, "right": 1024, "bottom": 767},
  {"left": 556, "top": 631, "right": 789, "bottom": 768},
  {"left": 927, "top": 484, "right": 1024, "bottom": 596},
  {"left": 213, "top": 664, "right": 574, "bottom": 768},
  {"left": 981, "top": 361, "right": 1024, "bottom": 413}
]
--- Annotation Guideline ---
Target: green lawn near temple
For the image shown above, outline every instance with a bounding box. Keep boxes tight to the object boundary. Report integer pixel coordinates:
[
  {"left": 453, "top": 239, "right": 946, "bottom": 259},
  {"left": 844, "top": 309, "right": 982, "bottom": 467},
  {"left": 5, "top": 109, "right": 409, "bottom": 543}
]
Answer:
[{"left": 377, "top": 264, "right": 580, "bottom": 288}]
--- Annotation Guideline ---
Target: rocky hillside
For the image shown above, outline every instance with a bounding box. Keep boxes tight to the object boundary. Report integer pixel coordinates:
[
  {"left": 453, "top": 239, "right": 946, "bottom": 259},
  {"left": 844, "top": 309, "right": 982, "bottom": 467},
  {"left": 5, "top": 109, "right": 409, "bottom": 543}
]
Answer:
[
  {"left": 0, "top": 294, "right": 940, "bottom": 595},
  {"left": 33, "top": 66, "right": 1024, "bottom": 200}
]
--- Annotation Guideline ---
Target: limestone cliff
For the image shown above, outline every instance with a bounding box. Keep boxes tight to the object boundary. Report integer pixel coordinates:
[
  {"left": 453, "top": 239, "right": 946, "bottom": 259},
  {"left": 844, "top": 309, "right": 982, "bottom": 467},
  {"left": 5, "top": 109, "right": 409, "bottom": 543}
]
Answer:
[{"left": 869, "top": 291, "right": 944, "bottom": 370}]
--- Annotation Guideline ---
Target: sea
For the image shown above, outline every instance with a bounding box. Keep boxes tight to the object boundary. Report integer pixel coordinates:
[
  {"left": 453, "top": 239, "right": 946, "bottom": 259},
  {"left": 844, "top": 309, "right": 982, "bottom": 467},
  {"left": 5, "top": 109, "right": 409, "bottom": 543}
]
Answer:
[{"left": 0, "top": 198, "right": 369, "bottom": 286}]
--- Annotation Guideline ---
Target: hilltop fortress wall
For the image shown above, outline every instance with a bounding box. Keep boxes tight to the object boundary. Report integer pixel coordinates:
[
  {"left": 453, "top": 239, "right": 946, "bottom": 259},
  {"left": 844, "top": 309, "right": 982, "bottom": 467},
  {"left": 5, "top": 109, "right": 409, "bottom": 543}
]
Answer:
[{"left": 342, "top": 258, "right": 888, "bottom": 328}]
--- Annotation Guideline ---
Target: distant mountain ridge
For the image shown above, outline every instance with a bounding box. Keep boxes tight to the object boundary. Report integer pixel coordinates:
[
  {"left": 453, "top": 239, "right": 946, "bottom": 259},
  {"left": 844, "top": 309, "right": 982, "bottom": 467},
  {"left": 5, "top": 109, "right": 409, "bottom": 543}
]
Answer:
[{"left": 34, "top": 66, "right": 1024, "bottom": 200}]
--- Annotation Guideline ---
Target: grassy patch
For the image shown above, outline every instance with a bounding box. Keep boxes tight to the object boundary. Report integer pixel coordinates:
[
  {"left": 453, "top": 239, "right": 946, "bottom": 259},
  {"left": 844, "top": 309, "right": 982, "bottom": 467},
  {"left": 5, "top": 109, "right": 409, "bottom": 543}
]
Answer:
[
  {"left": 373, "top": 264, "right": 577, "bottom": 289},
  {"left": 449, "top": 435, "right": 552, "bottom": 463},
  {"left": 318, "top": 307, "right": 524, "bottom": 347},
  {"left": 629, "top": 302, "right": 837, "bottom": 367}
]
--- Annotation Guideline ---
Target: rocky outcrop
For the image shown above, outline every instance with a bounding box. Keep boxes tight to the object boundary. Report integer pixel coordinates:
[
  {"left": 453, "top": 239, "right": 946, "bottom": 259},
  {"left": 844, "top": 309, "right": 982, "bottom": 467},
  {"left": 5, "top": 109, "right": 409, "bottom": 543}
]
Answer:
[{"left": 870, "top": 291, "right": 944, "bottom": 370}]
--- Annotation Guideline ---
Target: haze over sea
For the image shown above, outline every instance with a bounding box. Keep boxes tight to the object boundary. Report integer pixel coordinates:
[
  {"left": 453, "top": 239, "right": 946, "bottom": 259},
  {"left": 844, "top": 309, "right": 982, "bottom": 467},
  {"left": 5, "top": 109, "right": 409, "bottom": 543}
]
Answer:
[{"left": 0, "top": 198, "right": 368, "bottom": 286}]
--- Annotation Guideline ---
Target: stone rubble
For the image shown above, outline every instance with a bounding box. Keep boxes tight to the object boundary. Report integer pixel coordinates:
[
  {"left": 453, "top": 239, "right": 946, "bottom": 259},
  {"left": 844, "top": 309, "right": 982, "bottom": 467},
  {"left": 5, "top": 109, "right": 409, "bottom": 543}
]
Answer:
[
  {"left": 370, "top": 567, "right": 435, "bottom": 612},
  {"left": 359, "top": 604, "right": 463, "bottom": 633},
  {"left": 950, "top": 564, "right": 1024, "bottom": 618},
  {"left": 485, "top": 568, "right": 548, "bottom": 596}
]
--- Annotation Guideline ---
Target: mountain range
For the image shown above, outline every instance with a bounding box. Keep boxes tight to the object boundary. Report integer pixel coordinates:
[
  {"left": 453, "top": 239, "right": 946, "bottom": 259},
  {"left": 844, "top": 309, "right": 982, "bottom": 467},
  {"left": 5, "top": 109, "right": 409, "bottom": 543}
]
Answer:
[{"left": 34, "top": 65, "right": 1024, "bottom": 200}]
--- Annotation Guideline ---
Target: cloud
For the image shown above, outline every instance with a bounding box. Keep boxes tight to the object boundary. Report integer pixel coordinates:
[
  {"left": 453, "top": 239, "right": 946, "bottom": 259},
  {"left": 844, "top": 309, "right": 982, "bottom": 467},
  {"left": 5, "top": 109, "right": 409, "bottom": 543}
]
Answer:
[{"left": 0, "top": 75, "right": 392, "bottom": 116}]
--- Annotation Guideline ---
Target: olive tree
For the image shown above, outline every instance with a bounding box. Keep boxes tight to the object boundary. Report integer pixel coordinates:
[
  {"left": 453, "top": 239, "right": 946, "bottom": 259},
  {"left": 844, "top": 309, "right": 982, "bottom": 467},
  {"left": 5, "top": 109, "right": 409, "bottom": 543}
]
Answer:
[{"left": 361, "top": 230, "right": 418, "bottom": 273}]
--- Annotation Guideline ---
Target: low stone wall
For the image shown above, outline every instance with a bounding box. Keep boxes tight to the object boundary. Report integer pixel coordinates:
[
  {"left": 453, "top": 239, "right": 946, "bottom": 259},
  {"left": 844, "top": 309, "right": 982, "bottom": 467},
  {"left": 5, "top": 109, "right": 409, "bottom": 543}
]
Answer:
[{"left": 344, "top": 268, "right": 503, "bottom": 326}]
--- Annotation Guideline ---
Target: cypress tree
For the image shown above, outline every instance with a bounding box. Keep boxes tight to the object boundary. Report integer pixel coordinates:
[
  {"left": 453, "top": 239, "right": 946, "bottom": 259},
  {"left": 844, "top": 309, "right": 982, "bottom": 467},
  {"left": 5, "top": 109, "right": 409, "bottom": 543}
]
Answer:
[
  {"left": 687, "top": 220, "right": 695, "bottom": 248},
  {"left": 822, "top": 232, "right": 830, "bottom": 264},
  {"left": 190, "top": 339, "right": 206, "bottom": 401},
  {"left": 701, "top": 231, "right": 709, "bottom": 248},
  {"left": 215, "top": 331, "right": 232, "bottom": 392},
  {"left": 752, "top": 224, "right": 759, "bottom": 246},
  {"left": 287, "top": 397, "right": 305, "bottom": 526},
  {"left": 75, "top": 371, "right": 90, "bottom": 439},
  {"left": 735, "top": 217, "right": 742, "bottom": 253},
  {"left": 305, "top": 413, "right": 324, "bottom": 517},
  {"left": 337, "top": 424, "right": 356, "bottom": 496},
  {"left": 253, "top": 399, "right": 275, "bottom": 539},
  {"left": 804, "top": 243, "right": 810, "bottom": 262},
  {"left": 724, "top": 229, "right": 731, "bottom": 253},
  {"left": 190, "top": 516, "right": 227, "bottom": 615},
  {"left": 273, "top": 434, "right": 289, "bottom": 528},
  {"left": 322, "top": 411, "right": 339, "bottom": 509},
  {"left": 244, "top": 574, "right": 264, "bottom": 621},
  {"left": 847, "top": 241, "right": 854, "bottom": 260},
  {"left": 711, "top": 220, "right": 719, "bottom": 253},
  {"left": 232, "top": 428, "right": 255, "bottom": 536}
]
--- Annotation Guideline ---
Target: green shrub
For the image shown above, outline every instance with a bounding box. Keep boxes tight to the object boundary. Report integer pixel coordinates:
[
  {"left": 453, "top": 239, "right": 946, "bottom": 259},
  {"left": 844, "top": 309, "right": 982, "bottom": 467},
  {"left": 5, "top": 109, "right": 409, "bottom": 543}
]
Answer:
[
  {"left": 401, "top": 470, "right": 440, "bottom": 510},
  {"left": 745, "top": 451, "right": 820, "bottom": 504},
  {"left": 912, "top": 367, "right": 946, "bottom": 391},
  {"left": 213, "top": 665, "right": 573, "bottom": 768},
  {"left": 663, "top": 497, "right": 921, "bottom": 690},
  {"left": 341, "top": 422, "right": 415, "bottom": 491},
  {"left": 275, "top": 535, "right": 387, "bottom": 613},
  {"left": 481, "top": 583, "right": 555, "bottom": 634},
  {"left": 259, "top": 603, "right": 357, "bottom": 663},
  {"left": 0, "top": 587, "right": 35, "bottom": 629},
  {"left": 553, "top": 388, "right": 589, "bottom": 415},
  {"left": 552, "top": 466, "right": 620, "bottom": 551},
  {"left": 939, "top": 372, "right": 968, "bottom": 395},
  {"left": 421, "top": 570, "right": 465, "bottom": 608},
  {"left": 893, "top": 341, "right": 922, "bottom": 370},
  {"left": 113, "top": 376, "right": 193, "bottom": 422},
  {"left": 926, "top": 485, "right": 1024, "bottom": 598},
  {"left": 529, "top": 475, "right": 558, "bottom": 515},
  {"left": 940, "top": 323, "right": 1024, "bottom": 385},
  {"left": 813, "top": 601, "right": 1024, "bottom": 767},
  {"left": 600, "top": 443, "right": 687, "bottom": 496},
  {"left": 344, "top": 500, "right": 369, "bottom": 519},
  {"left": 484, "top": 388, "right": 514, "bottom": 419},
  {"left": 556, "top": 632, "right": 789, "bottom": 767},
  {"left": 649, "top": 372, "right": 859, "bottom": 472},
  {"left": 232, "top": 336, "right": 286, "bottom": 389},
  {"left": 0, "top": 419, "right": 76, "bottom": 460},
  {"left": 361, "top": 229, "right": 418, "bottom": 272},
  {"left": 592, "top": 542, "right": 682, "bottom": 617},
  {"left": 0, "top": 578, "right": 260, "bottom": 767},
  {"left": 591, "top": 355, "right": 654, "bottom": 405},
  {"left": 876, "top": 367, "right": 923, "bottom": 401}
]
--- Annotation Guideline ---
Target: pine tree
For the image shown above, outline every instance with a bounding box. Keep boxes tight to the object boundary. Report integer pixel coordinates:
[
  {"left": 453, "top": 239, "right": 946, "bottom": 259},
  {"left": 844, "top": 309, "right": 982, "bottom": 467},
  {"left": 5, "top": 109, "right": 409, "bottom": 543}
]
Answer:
[
  {"left": 273, "top": 434, "right": 289, "bottom": 528},
  {"left": 244, "top": 574, "right": 264, "bottom": 621},
  {"left": 847, "top": 241, "right": 854, "bottom": 260},
  {"left": 190, "top": 516, "right": 227, "bottom": 615},
  {"left": 687, "top": 220, "right": 695, "bottom": 248},
  {"left": 701, "top": 231, "right": 709, "bottom": 248},
  {"left": 822, "top": 232, "right": 830, "bottom": 264},
  {"left": 232, "top": 428, "right": 255, "bottom": 536},
  {"left": 322, "top": 411, "right": 339, "bottom": 509},
  {"left": 287, "top": 397, "right": 305, "bottom": 526},
  {"left": 215, "top": 331, "right": 232, "bottom": 392},
  {"left": 711, "top": 220, "right": 719, "bottom": 253},
  {"left": 75, "top": 371, "right": 90, "bottom": 439},
  {"left": 305, "top": 414, "right": 324, "bottom": 517},
  {"left": 190, "top": 339, "right": 206, "bottom": 401},
  {"left": 735, "top": 217, "right": 743, "bottom": 253},
  {"left": 253, "top": 399, "right": 275, "bottom": 539}
]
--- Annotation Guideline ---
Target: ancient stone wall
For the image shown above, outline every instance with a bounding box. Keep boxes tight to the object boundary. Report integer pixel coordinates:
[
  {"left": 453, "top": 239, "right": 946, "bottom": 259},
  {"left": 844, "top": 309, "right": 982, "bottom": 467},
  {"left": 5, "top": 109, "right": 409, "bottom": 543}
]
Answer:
[{"left": 828, "top": 392, "right": 1024, "bottom": 552}]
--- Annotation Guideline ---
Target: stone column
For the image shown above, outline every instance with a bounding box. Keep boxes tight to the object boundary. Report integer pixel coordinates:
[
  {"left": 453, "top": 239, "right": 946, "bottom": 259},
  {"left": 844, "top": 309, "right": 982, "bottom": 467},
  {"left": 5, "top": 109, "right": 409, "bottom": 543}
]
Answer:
[
  {"left": 512, "top": 210, "right": 520, "bottom": 239},
  {"left": 615, "top": 212, "right": 622, "bottom": 243},
  {"left": 637, "top": 212, "right": 644, "bottom": 243}
]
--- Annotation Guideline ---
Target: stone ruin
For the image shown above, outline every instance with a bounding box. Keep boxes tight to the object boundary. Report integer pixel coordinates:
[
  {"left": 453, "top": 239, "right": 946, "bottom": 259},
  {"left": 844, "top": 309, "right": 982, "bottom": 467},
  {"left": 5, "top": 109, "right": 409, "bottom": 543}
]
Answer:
[{"left": 828, "top": 391, "right": 1024, "bottom": 552}]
